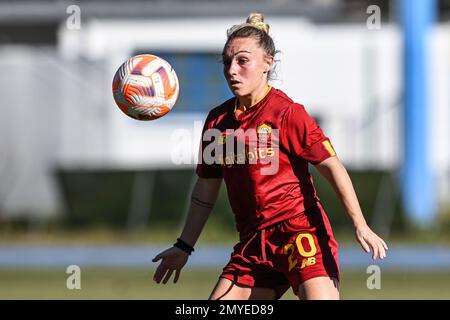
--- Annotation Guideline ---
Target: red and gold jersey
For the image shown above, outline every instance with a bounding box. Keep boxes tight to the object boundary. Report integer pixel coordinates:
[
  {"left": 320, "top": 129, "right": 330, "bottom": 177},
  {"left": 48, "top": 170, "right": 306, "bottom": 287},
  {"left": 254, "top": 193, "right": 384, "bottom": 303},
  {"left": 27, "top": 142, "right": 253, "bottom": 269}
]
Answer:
[{"left": 196, "top": 87, "right": 336, "bottom": 239}]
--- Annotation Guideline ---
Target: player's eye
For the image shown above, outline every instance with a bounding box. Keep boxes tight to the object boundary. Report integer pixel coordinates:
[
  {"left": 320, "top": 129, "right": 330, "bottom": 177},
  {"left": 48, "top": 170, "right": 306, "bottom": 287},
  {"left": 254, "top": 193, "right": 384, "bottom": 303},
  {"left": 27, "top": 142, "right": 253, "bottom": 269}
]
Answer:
[
  {"left": 237, "top": 58, "right": 248, "bottom": 65},
  {"left": 221, "top": 57, "right": 231, "bottom": 66}
]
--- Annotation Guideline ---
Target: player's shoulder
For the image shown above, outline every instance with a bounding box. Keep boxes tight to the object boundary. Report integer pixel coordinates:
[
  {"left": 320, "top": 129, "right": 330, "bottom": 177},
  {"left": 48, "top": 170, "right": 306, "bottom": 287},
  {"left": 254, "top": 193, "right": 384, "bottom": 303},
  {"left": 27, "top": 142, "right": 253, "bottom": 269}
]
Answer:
[
  {"left": 204, "top": 97, "right": 234, "bottom": 126},
  {"left": 271, "top": 88, "right": 294, "bottom": 104},
  {"left": 209, "top": 97, "right": 234, "bottom": 116},
  {"left": 270, "top": 88, "right": 308, "bottom": 115}
]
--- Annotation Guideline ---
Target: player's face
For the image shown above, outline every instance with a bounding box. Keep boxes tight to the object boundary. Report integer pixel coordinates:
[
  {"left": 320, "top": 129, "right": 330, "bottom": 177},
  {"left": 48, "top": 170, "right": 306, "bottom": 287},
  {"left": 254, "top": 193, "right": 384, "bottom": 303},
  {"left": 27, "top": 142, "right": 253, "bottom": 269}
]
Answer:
[{"left": 223, "top": 37, "right": 271, "bottom": 99}]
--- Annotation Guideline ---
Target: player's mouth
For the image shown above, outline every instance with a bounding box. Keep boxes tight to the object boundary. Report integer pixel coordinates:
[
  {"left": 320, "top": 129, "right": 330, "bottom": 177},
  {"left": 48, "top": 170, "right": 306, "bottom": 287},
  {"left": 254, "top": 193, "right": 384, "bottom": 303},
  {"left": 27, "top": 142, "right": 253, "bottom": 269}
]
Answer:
[{"left": 229, "top": 80, "right": 241, "bottom": 87}]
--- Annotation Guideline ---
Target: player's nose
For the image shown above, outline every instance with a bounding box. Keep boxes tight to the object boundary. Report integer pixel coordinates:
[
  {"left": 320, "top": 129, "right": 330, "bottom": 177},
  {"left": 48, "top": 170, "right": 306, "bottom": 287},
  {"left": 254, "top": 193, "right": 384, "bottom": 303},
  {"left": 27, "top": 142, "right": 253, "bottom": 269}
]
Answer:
[{"left": 224, "top": 60, "right": 238, "bottom": 78}]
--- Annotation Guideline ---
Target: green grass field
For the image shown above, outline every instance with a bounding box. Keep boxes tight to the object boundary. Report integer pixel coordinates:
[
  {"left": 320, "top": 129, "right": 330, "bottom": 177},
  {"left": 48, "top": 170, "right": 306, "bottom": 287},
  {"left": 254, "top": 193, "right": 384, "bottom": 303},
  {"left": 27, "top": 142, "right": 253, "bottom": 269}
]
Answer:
[
  {"left": 0, "top": 267, "right": 449, "bottom": 300},
  {"left": 1, "top": 226, "right": 450, "bottom": 300}
]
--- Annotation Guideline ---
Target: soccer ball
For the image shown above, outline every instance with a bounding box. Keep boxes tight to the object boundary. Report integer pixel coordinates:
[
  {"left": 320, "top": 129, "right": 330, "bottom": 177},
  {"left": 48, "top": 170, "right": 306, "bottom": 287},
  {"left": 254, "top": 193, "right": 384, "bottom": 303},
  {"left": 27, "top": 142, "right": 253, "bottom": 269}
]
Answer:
[{"left": 112, "top": 54, "right": 179, "bottom": 121}]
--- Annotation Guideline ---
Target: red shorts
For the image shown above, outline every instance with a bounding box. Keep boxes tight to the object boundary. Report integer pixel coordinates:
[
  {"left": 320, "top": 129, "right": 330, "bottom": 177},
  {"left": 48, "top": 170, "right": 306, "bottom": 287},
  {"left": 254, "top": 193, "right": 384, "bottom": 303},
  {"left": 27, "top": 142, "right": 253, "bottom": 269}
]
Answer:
[{"left": 221, "top": 202, "right": 340, "bottom": 299}]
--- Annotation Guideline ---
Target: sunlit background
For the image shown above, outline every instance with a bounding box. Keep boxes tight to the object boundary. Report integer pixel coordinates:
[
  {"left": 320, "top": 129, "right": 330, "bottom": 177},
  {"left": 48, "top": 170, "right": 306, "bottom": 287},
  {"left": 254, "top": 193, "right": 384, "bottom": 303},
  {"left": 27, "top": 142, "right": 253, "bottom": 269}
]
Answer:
[{"left": 0, "top": 0, "right": 449, "bottom": 299}]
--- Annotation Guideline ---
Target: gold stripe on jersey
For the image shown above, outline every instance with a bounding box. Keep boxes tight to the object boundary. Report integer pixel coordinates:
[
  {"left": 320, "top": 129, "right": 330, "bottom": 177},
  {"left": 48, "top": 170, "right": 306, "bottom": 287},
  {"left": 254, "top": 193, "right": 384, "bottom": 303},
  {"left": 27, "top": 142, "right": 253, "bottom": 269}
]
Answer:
[
  {"left": 322, "top": 140, "right": 336, "bottom": 157},
  {"left": 234, "top": 85, "right": 272, "bottom": 112}
]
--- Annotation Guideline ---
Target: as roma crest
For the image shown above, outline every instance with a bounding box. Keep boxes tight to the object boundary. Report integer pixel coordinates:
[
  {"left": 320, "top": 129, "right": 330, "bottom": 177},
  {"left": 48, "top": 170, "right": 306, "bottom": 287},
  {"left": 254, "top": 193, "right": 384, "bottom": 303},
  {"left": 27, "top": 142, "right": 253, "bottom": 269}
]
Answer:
[{"left": 257, "top": 124, "right": 272, "bottom": 142}]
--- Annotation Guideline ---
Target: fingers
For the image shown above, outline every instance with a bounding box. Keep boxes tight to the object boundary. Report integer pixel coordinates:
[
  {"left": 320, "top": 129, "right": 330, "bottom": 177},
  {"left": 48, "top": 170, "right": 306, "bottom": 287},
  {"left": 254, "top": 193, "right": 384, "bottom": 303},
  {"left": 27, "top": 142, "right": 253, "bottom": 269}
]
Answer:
[
  {"left": 152, "top": 248, "right": 169, "bottom": 263},
  {"left": 154, "top": 268, "right": 182, "bottom": 285},
  {"left": 377, "top": 240, "right": 386, "bottom": 259},
  {"left": 153, "top": 264, "right": 167, "bottom": 283},
  {"left": 367, "top": 236, "right": 388, "bottom": 260},
  {"left": 154, "top": 267, "right": 179, "bottom": 284},
  {"left": 358, "top": 237, "right": 371, "bottom": 254},
  {"left": 381, "top": 238, "right": 389, "bottom": 251},
  {"left": 152, "top": 247, "right": 187, "bottom": 284},
  {"left": 174, "top": 269, "right": 181, "bottom": 283},
  {"left": 377, "top": 237, "right": 388, "bottom": 259},
  {"left": 371, "top": 242, "right": 379, "bottom": 260},
  {"left": 153, "top": 264, "right": 174, "bottom": 284},
  {"left": 162, "top": 269, "right": 174, "bottom": 284},
  {"left": 374, "top": 234, "right": 388, "bottom": 260},
  {"left": 357, "top": 227, "right": 389, "bottom": 261},
  {"left": 152, "top": 250, "right": 167, "bottom": 283},
  {"left": 152, "top": 253, "right": 161, "bottom": 263}
]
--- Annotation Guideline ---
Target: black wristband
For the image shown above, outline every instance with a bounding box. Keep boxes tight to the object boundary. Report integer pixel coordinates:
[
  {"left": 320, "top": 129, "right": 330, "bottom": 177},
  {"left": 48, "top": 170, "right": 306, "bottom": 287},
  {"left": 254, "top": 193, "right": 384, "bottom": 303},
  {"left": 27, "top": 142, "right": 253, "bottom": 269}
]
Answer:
[{"left": 174, "top": 238, "right": 194, "bottom": 255}]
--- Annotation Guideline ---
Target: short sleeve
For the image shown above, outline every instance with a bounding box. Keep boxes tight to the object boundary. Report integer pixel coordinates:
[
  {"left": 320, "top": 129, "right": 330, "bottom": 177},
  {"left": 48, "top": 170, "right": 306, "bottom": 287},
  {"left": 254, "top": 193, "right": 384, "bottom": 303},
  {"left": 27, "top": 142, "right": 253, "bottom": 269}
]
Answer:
[
  {"left": 280, "top": 103, "right": 337, "bottom": 164},
  {"left": 195, "top": 114, "right": 223, "bottom": 178}
]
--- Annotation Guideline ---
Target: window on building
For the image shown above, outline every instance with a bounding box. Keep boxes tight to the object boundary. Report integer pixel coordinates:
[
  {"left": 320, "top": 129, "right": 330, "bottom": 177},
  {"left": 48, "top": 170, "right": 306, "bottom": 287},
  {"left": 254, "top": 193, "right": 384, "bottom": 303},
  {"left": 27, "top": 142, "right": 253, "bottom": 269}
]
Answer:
[{"left": 133, "top": 50, "right": 231, "bottom": 113}]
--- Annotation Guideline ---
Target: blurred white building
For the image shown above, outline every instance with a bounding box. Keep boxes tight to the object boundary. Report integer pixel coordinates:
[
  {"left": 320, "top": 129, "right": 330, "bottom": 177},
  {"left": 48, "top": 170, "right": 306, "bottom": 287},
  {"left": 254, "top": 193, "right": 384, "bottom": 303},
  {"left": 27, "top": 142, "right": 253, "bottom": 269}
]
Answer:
[{"left": 0, "top": 0, "right": 448, "bottom": 219}]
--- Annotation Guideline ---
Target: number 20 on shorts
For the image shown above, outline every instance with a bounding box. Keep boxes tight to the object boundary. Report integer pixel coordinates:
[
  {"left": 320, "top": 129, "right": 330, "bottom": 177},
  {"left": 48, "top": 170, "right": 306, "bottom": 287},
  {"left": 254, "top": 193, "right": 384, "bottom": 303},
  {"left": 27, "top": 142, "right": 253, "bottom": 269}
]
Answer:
[{"left": 283, "top": 233, "right": 317, "bottom": 271}]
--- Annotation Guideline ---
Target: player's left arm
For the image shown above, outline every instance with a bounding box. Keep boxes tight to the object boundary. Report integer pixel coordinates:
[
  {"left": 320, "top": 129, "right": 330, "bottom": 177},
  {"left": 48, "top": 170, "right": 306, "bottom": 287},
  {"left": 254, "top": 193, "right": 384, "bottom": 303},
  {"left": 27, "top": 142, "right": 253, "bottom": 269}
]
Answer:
[{"left": 314, "top": 156, "right": 388, "bottom": 260}]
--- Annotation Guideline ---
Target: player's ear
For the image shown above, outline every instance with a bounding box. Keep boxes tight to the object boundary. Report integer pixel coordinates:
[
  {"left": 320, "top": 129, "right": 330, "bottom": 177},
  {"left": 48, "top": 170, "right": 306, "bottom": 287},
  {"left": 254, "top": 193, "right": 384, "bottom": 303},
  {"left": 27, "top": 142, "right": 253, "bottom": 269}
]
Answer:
[{"left": 264, "top": 55, "right": 273, "bottom": 74}]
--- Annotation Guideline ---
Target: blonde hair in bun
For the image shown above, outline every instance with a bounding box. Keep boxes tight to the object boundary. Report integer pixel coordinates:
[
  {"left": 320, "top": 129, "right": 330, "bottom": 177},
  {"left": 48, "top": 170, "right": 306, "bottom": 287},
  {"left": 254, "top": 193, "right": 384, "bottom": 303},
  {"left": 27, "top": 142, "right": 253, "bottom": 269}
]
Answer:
[
  {"left": 246, "top": 12, "right": 270, "bottom": 34},
  {"left": 226, "top": 12, "right": 270, "bottom": 37},
  {"left": 223, "top": 12, "right": 277, "bottom": 79}
]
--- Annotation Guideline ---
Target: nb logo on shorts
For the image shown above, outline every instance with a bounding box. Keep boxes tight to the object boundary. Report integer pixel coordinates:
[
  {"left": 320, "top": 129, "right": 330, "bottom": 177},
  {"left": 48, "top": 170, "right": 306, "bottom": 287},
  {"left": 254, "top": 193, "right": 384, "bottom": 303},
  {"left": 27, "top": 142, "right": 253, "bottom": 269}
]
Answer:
[
  {"left": 284, "top": 233, "right": 318, "bottom": 271},
  {"left": 300, "top": 257, "right": 316, "bottom": 269}
]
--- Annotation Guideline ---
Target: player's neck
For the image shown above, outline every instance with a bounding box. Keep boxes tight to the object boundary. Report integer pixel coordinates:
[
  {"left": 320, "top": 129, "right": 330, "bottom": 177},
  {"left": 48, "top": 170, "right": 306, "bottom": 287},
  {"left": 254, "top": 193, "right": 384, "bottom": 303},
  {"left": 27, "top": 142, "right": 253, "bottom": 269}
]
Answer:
[{"left": 238, "top": 83, "right": 271, "bottom": 110}]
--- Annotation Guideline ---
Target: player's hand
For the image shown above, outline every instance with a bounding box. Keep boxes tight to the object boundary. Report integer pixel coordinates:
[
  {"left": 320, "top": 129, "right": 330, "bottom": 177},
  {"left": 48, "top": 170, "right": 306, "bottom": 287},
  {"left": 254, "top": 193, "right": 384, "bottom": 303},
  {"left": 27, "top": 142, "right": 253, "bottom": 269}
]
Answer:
[
  {"left": 354, "top": 223, "right": 388, "bottom": 260},
  {"left": 152, "top": 247, "right": 189, "bottom": 284}
]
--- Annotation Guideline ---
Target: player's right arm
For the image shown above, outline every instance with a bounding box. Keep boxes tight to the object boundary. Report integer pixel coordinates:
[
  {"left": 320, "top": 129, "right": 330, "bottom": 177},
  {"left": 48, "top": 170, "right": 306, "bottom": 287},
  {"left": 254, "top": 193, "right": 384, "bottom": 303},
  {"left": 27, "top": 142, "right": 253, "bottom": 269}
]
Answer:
[{"left": 152, "top": 177, "right": 222, "bottom": 284}]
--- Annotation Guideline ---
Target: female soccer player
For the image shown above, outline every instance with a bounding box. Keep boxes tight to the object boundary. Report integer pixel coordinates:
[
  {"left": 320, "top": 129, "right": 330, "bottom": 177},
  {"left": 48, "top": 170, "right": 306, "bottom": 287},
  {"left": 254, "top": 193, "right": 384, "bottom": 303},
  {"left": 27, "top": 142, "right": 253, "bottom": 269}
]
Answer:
[{"left": 152, "top": 12, "right": 388, "bottom": 300}]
